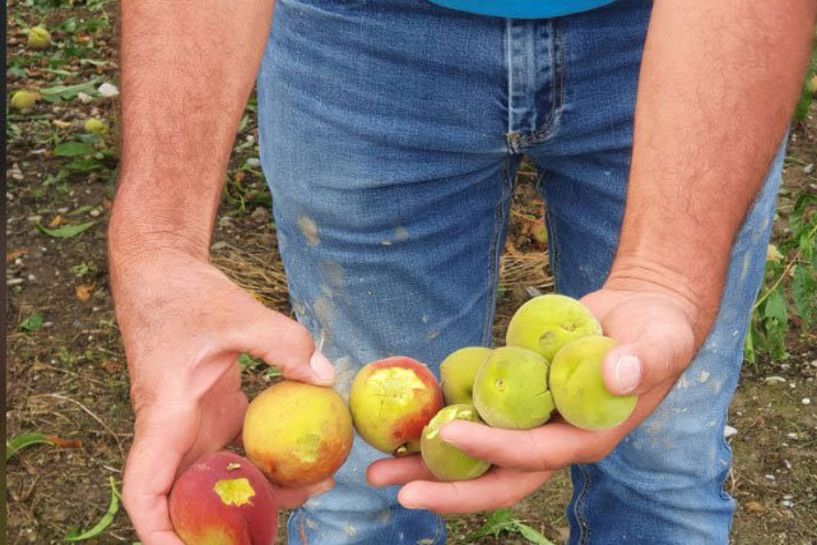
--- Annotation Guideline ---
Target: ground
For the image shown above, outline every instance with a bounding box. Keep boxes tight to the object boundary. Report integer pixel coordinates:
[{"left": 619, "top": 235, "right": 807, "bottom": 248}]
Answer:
[{"left": 5, "top": 2, "right": 817, "bottom": 544}]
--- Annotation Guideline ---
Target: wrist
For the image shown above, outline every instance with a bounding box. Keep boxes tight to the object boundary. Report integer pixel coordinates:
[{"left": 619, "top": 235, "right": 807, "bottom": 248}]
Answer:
[{"left": 604, "top": 255, "right": 717, "bottom": 342}]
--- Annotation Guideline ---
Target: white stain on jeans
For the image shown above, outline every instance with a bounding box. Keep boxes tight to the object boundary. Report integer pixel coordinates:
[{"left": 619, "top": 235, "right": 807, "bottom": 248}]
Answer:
[{"left": 298, "top": 215, "right": 320, "bottom": 246}]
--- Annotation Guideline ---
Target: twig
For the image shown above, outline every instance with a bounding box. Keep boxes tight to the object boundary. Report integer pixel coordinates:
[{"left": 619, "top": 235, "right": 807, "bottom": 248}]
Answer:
[{"left": 36, "top": 393, "right": 125, "bottom": 460}]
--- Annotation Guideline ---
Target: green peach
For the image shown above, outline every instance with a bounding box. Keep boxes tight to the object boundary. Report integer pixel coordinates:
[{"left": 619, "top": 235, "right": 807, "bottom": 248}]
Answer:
[
  {"left": 27, "top": 26, "right": 51, "bottom": 50},
  {"left": 349, "top": 357, "right": 443, "bottom": 456},
  {"left": 440, "top": 347, "right": 492, "bottom": 405},
  {"left": 506, "top": 294, "right": 602, "bottom": 361},
  {"left": 243, "top": 381, "right": 353, "bottom": 487},
  {"left": 10, "top": 90, "right": 40, "bottom": 111},
  {"left": 169, "top": 451, "right": 277, "bottom": 545},
  {"left": 420, "top": 404, "right": 490, "bottom": 481},
  {"left": 472, "top": 346, "right": 554, "bottom": 429},
  {"left": 549, "top": 335, "right": 638, "bottom": 430}
]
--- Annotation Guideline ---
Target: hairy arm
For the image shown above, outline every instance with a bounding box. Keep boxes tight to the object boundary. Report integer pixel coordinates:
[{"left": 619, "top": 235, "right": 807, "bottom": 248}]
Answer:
[
  {"left": 609, "top": 1, "right": 817, "bottom": 345},
  {"left": 110, "top": 0, "right": 275, "bottom": 260}
]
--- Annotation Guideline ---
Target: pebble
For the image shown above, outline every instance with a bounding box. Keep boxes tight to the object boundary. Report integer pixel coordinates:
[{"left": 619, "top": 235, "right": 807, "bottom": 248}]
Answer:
[
  {"left": 765, "top": 474, "right": 776, "bottom": 481},
  {"left": 781, "top": 500, "right": 794, "bottom": 508},
  {"left": 77, "top": 92, "right": 94, "bottom": 104},
  {"left": 97, "top": 82, "right": 119, "bottom": 98},
  {"left": 26, "top": 273, "right": 36, "bottom": 281},
  {"left": 786, "top": 432, "right": 799, "bottom": 439},
  {"left": 804, "top": 163, "right": 815, "bottom": 174},
  {"left": 724, "top": 425, "right": 738, "bottom": 439},
  {"left": 803, "top": 398, "right": 811, "bottom": 405},
  {"left": 245, "top": 157, "right": 261, "bottom": 168},
  {"left": 89, "top": 209, "right": 101, "bottom": 218}
]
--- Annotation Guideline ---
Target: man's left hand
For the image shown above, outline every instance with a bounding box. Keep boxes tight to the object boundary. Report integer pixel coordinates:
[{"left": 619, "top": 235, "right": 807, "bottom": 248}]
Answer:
[{"left": 366, "top": 287, "right": 697, "bottom": 513}]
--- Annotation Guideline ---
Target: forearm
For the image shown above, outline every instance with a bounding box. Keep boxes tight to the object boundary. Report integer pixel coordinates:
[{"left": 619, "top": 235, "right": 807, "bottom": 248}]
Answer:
[
  {"left": 110, "top": 0, "right": 275, "bottom": 263},
  {"left": 608, "top": 0, "right": 816, "bottom": 341}
]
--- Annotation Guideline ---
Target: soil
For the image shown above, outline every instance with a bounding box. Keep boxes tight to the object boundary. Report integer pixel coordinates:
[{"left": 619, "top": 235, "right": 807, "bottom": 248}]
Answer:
[{"left": 5, "top": 2, "right": 817, "bottom": 544}]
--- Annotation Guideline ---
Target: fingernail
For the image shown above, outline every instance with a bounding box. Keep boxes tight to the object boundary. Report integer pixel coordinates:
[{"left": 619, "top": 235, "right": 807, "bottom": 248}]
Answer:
[
  {"left": 309, "top": 480, "right": 334, "bottom": 497},
  {"left": 399, "top": 494, "right": 421, "bottom": 510},
  {"left": 614, "top": 354, "right": 642, "bottom": 394},
  {"left": 309, "top": 351, "right": 335, "bottom": 384},
  {"left": 439, "top": 423, "right": 462, "bottom": 446}
]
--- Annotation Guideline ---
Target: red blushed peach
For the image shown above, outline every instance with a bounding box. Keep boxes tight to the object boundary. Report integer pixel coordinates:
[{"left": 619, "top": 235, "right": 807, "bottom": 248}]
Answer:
[
  {"left": 169, "top": 451, "right": 277, "bottom": 545},
  {"left": 349, "top": 357, "right": 444, "bottom": 456},
  {"left": 243, "top": 381, "right": 353, "bottom": 487}
]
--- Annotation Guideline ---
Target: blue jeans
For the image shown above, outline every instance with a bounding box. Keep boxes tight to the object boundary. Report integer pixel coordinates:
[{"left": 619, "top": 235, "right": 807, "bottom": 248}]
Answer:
[{"left": 256, "top": 0, "right": 783, "bottom": 543}]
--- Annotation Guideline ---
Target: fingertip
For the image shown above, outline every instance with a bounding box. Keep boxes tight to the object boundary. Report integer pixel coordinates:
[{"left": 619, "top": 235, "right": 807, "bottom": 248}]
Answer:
[
  {"left": 308, "top": 350, "right": 336, "bottom": 385},
  {"left": 604, "top": 349, "right": 642, "bottom": 396}
]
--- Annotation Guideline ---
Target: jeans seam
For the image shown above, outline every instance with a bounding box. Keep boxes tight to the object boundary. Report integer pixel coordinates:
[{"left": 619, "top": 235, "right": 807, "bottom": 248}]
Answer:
[
  {"left": 520, "top": 19, "right": 564, "bottom": 147},
  {"left": 542, "top": 187, "right": 561, "bottom": 293},
  {"left": 574, "top": 464, "right": 592, "bottom": 545},
  {"left": 482, "top": 157, "right": 516, "bottom": 345}
]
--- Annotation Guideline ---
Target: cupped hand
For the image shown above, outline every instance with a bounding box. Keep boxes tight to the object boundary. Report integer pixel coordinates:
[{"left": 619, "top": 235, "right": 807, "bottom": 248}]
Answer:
[
  {"left": 367, "top": 286, "right": 697, "bottom": 513},
  {"left": 112, "top": 249, "right": 336, "bottom": 544}
]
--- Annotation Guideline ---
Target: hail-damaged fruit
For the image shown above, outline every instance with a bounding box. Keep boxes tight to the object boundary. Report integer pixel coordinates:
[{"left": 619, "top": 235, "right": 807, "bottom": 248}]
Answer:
[
  {"left": 472, "top": 346, "right": 554, "bottom": 430},
  {"left": 506, "top": 294, "right": 602, "bottom": 362},
  {"left": 550, "top": 335, "right": 638, "bottom": 431},
  {"left": 349, "top": 357, "right": 443, "bottom": 456},
  {"left": 169, "top": 451, "right": 277, "bottom": 545},
  {"left": 243, "top": 381, "right": 353, "bottom": 487},
  {"left": 421, "top": 404, "right": 491, "bottom": 481}
]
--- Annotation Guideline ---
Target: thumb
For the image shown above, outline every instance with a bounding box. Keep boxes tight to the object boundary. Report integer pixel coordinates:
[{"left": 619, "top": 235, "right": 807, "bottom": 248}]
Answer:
[
  {"left": 602, "top": 329, "right": 695, "bottom": 397},
  {"left": 227, "top": 299, "right": 335, "bottom": 386}
]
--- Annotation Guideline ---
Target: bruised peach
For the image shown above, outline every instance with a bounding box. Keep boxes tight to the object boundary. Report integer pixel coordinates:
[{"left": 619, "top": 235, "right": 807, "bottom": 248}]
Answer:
[
  {"left": 349, "top": 357, "right": 443, "bottom": 456},
  {"left": 243, "top": 381, "right": 353, "bottom": 487},
  {"left": 472, "top": 346, "right": 554, "bottom": 429},
  {"left": 506, "top": 294, "right": 602, "bottom": 362},
  {"left": 420, "top": 404, "right": 491, "bottom": 481},
  {"left": 440, "top": 347, "right": 492, "bottom": 405},
  {"left": 169, "top": 451, "right": 276, "bottom": 545},
  {"left": 550, "top": 335, "right": 638, "bottom": 430}
]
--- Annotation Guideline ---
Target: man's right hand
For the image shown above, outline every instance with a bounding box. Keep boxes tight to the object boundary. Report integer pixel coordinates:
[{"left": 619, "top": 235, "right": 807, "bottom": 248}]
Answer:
[{"left": 112, "top": 248, "right": 336, "bottom": 545}]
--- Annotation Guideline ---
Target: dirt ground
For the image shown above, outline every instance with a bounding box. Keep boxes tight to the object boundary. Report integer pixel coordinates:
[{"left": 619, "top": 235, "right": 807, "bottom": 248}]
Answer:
[{"left": 6, "top": 2, "right": 817, "bottom": 544}]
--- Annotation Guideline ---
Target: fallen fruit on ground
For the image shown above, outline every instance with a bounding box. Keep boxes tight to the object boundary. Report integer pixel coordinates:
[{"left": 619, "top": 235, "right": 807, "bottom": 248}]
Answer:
[
  {"left": 550, "top": 335, "right": 638, "bottom": 430},
  {"left": 10, "top": 90, "right": 40, "bottom": 111},
  {"left": 27, "top": 26, "right": 51, "bottom": 49},
  {"left": 421, "top": 404, "right": 491, "bottom": 481},
  {"left": 243, "top": 381, "right": 353, "bottom": 487},
  {"left": 349, "top": 356, "right": 443, "bottom": 456},
  {"left": 440, "top": 346, "right": 492, "bottom": 405},
  {"left": 506, "top": 294, "right": 602, "bottom": 361},
  {"left": 472, "top": 346, "right": 554, "bottom": 429},
  {"left": 84, "top": 118, "right": 109, "bottom": 135},
  {"left": 169, "top": 451, "right": 277, "bottom": 545}
]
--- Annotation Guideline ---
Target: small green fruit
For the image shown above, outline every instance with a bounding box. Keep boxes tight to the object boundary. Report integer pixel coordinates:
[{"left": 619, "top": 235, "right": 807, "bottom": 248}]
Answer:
[
  {"left": 27, "top": 26, "right": 51, "bottom": 50},
  {"left": 440, "top": 347, "right": 492, "bottom": 405},
  {"left": 549, "top": 335, "right": 638, "bottom": 431},
  {"left": 10, "top": 90, "right": 40, "bottom": 110},
  {"left": 421, "top": 404, "right": 491, "bottom": 481},
  {"left": 472, "top": 346, "right": 554, "bottom": 430},
  {"left": 506, "top": 294, "right": 602, "bottom": 362},
  {"left": 84, "top": 118, "right": 109, "bottom": 135}
]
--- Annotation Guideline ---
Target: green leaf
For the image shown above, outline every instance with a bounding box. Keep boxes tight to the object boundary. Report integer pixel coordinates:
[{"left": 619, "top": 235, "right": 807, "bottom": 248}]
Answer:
[
  {"left": 6, "top": 432, "right": 54, "bottom": 461},
  {"left": 20, "top": 313, "right": 44, "bottom": 332},
  {"left": 65, "top": 476, "right": 121, "bottom": 542},
  {"left": 464, "top": 510, "right": 516, "bottom": 542},
  {"left": 516, "top": 523, "right": 557, "bottom": 545},
  {"left": 53, "top": 142, "right": 95, "bottom": 157},
  {"left": 763, "top": 288, "right": 788, "bottom": 325},
  {"left": 743, "top": 329, "right": 756, "bottom": 366},
  {"left": 37, "top": 221, "right": 96, "bottom": 239},
  {"left": 40, "top": 79, "right": 100, "bottom": 100},
  {"left": 791, "top": 265, "right": 816, "bottom": 324}
]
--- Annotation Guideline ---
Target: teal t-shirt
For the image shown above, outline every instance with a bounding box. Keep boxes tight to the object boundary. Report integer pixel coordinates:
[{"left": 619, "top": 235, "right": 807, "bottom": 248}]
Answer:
[{"left": 428, "top": 0, "right": 616, "bottom": 18}]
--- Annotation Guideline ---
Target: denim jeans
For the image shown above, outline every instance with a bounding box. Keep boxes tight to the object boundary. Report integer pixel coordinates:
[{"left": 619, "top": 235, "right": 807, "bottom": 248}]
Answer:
[{"left": 256, "top": 0, "right": 783, "bottom": 543}]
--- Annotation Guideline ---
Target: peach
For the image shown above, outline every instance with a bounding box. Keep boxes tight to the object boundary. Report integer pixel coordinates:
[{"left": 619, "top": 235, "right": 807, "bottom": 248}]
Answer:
[
  {"left": 472, "top": 346, "right": 554, "bottom": 429},
  {"left": 349, "top": 357, "right": 443, "bottom": 456},
  {"left": 420, "top": 404, "right": 491, "bottom": 481},
  {"left": 440, "top": 347, "right": 492, "bottom": 405},
  {"left": 27, "top": 26, "right": 51, "bottom": 50},
  {"left": 549, "top": 335, "right": 638, "bottom": 430},
  {"left": 169, "top": 451, "right": 277, "bottom": 545},
  {"left": 243, "top": 381, "right": 353, "bottom": 487},
  {"left": 506, "top": 294, "right": 602, "bottom": 362}
]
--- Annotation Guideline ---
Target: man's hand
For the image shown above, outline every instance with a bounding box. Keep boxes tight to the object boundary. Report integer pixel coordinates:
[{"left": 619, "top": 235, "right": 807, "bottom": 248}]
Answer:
[
  {"left": 366, "top": 286, "right": 696, "bottom": 513},
  {"left": 113, "top": 249, "right": 335, "bottom": 544}
]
